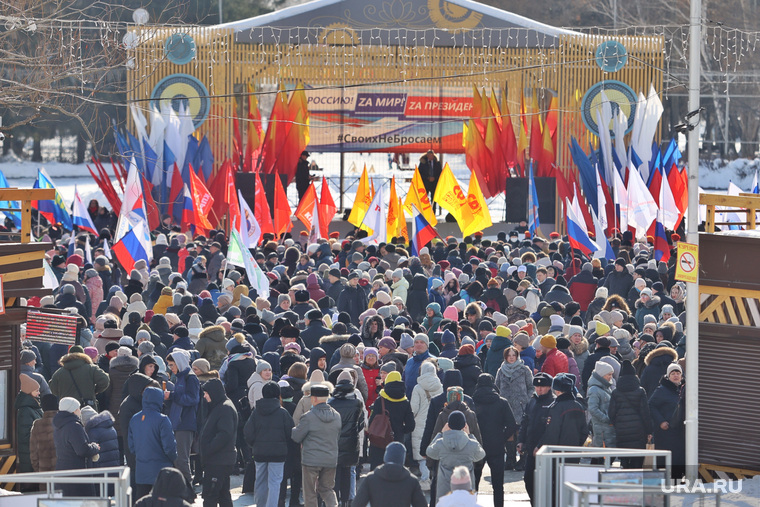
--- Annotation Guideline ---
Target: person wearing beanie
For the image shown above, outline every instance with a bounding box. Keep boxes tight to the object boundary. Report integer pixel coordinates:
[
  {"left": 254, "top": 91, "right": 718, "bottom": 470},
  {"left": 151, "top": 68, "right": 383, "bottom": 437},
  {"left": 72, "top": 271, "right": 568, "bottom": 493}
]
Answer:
[
  {"left": 635, "top": 286, "right": 662, "bottom": 331},
  {"left": 484, "top": 324, "right": 513, "bottom": 377},
  {"left": 49, "top": 343, "right": 110, "bottom": 410},
  {"left": 329, "top": 343, "right": 370, "bottom": 403},
  {"left": 398, "top": 333, "right": 414, "bottom": 354},
  {"left": 639, "top": 340, "right": 679, "bottom": 397},
  {"left": 16, "top": 374, "right": 42, "bottom": 475},
  {"left": 436, "top": 465, "right": 479, "bottom": 507},
  {"left": 540, "top": 334, "right": 569, "bottom": 377},
  {"left": 353, "top": 441, "right": 426, "bottom": 507},
  {"left": 195, "top": 324, "right": 228, "bottom": 371},
  {"left": 327, "top": 366, "right": 366, "bottom": 506},
  {"left": 20, "top": 349, "right": 51, "bottom": 397},
  {"left": 587, "top": 361, "right": 617, "bottom": 450},
  {"left": 492, "top": 345, "right": 532, "bottom": 470},
  {"left": 648, "top": 360, "right": 685, "bottom": 478},
  {"left": 426, "top": 410, "right": 486, "bottom": 499},
  {"left": 247, "top": 360, "right": 273, "bottom": 409},
  {"left": 30, "top": 394, "right": 59, "bottom": 473},
  {"left": 539, "top": 373, "right": 587, "bottom": 450},
  {"left": 128, "top": 387, "right": 178, "bottom": 499},
  {"left": 105, "top": 343, "right": 139, "bottom": 446},
  {"left": 367, "top": 371, "right": 414, "bottom": 469},
  {"left": 336, "top": 268, "right": 368, "bottom": 327},
  {"left": 409, "top": 361, "right": 443, "bottom": 491},
  {"left": 581, "top": 336, "right": 613, "bottom": 392},
  {"left": 390, "top": 267, "right": 409, "bottom": 306},
  {"left": 83, "top": 405, "right": 120, "bottom": 470},
  {"left": 453, "top": 343, "right": 481, "bottom": 398},
  {"left": 291, "top": 381, "right": 342, "bottom": 507},
  {"left": 53, "top": 397, "right": 101, "bottom": 496},
  {"left": 244, "top": 379, "right": 295, "bottom": 507},
  {"left": 403, "top": 334, "right": 432, "bottom": 397},
  {"left": 164, "top": 349, "right": 200, "bottom": 485},
  {"left": 608, "top": 360, "right": 653, "bottom": 469},
  {"left": 605, "top": 257, "right": 634, "bottom": 300},
  {"left": 517, "top": 372, "right": 555, "bottom": 502}
]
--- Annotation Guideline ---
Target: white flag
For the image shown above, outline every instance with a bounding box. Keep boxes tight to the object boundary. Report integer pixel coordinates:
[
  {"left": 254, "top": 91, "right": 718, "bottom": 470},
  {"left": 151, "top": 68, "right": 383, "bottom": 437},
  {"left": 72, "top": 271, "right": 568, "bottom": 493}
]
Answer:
[
  {"left": 228, "top": 229, "right": 269, "bottom": 299},
  {"left": 103, "top": 238, "right": 112, "bottom": 260},
  {"left": 360, "top": 185, "right": 386, "bottom": 244},
  {"left": 613, "top": 167, "right": 629, "bottom": 233},
  {"left": 627, "top": 166, "right": 658, "bottom": 238},
  {"left": 571, "top": 189, "right": 588, "bottom": 235},
  {"left": 595, "top": 169, "right": 608, "bottom": 232},
  {"left": 237, "top": 190, "right": 260, "bottom": 248}
]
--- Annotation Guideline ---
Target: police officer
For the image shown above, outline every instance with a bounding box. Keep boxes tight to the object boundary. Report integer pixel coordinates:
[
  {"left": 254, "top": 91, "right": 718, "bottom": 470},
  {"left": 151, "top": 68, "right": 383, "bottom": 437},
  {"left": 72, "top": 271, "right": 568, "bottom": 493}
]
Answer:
[{"left": 517, "top": 372, "right": 554, "bottom": 505}]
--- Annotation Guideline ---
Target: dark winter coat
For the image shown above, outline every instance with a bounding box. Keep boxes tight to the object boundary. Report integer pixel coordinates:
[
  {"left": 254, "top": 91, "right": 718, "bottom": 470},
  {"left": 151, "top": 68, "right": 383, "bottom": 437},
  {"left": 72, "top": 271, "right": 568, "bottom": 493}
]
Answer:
[
  {"left": 604, "top": 269, "right": 634, "bottom": 299},
  {"left": 482, "top": 287, "right": 508, "bottom": 313},
  {"left": 585, "top": 296, "right": 606, "bottom": 325},
  {"left": 119, "top": 373, "right": 159, "bottom": 441},
  {"left": 453, "top": 353, "right": 482, "bottom": 397},
  {"left": 319, "top": 334, "right": 350, "bottom": 369},
  {"left": 30, "top": 410, "right": 57, "bottom": 472},
  {"left": 406, "top": 275, "right": 431, "bottom": 323},
  {"left": 419, "top": 370, "right": 474, "bottom": 456},
  {"left": 648, "top": 377, "right": 685, "bottom": 465},
  {"left": 403, "top": 350, "right": 432, "bottom": 397},
  {"left": 133, "top": 466, "right": 195, "bottom": 507},
  {"left": 581, "top": 346, "right": 611, "bottom": 392},
  {"left": 337, "top": 284, "right": 367, "bottom": 325},
  {"left": 353, "top": 463, "right": 427, "bottom": 507},
  {"left": 635, "top": 296, "right": 662, "bottom": 331},
  {"left": 517, "top": 392, "right": 554, "bottom": 453},
  {"left": 543, "top": 284, "right": 574, "bottom": 306},
  {"left": 609, "top": 372, "right": 652, "bottom": 447},
  {"left": 328, "top": 381, "right": 365, "bottom": 466},
  {"left": 167, "top": 366, "right": 200, "bottom": 432},
  {"left": 198, "top": 378, "right": 238, "bottom": 467},
  {"left": 300, "top": 320, "right": 332, "bottom": 351},
  {"left": 49, "top": 352, "right": 110, "bottom": 409},
  {"left": 539, "top": 392, "right": 588, "bottom": 448},
  {"left": 107, "top": 354, "right": 138, "bottom": 435},
  {"left": 54, "top": 410, "right": 99, "bottom": 470},
  {"left": 568, "top": 270, "right": 598, "bottom": 311},
  {"left": 640, "top": 347, "right": 678, "bottom": 397},
  {"left": 223, "top": 355, "right": 257, "bottom": 405},
  {"left": 472, "top": 383, "right": 518, "bottom": 457},
  {"left": 15, "top": 392, "right": 43, "bottom": 472},
  {"left": 369, "top": 380, "right": 415, "bottom": 447},
  {"left": 129, "top": 387, "right": 178, "bottom": 485},
  {"left": 244, "top": 394, "right": 294, "bottom": 462},
  {"left": 85, "top": 411, "right": 120, "bottom": 468},
  {"left": 484, "top": 334, "right": 513, "bottom": 377}
]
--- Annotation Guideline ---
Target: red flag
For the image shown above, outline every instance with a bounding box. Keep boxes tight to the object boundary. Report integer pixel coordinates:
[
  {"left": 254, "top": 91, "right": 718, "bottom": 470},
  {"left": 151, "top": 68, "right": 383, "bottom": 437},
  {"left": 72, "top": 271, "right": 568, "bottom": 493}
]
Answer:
[
  {"left": 188, "top": 164, "right": 214, "bottom": 234},
  {"left": 253, "top": 171, "right": 274, "bottom": 235},
  {"left": 295, "top": 183, "right": 318, "bottom": 231},
  {"left": 232, "top": 102, "right": 243, "bottom": 170},
  {"left": 225, "top": 165, "right": 241, "bottom": 233},
  {"left": 209, "top": 159, "right": 231, "bottom": 228},
  {"left": 528, "top": 94, "right": 543, "bottom": 164},
  {"left": 140, "top": 175, "right": 160, "bottom": 231},
  {"left": 244, "top": 84, "right": 263, "bottom": 172},
  {"left": 273, "top": 174, "right": 292, "bottom": 238},
  {"left": 319, "top": 179, "right": 337, "bottom": 237},
  {"left": 169, "top": 162, "right": 184, "bottom": 223}
]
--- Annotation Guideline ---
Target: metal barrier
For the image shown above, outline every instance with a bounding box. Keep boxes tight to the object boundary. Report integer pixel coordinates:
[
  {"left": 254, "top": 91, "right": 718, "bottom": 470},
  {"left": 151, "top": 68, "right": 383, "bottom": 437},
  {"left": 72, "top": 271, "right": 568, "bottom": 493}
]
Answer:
[
  {"left": 534, "top": 446, "right": 672, "bottom": 507},
  {"left": 564, "top": 481, "right": 722, "bottom": 507},
  {"left": 0, "top": 467, "right": 131, "bottom": 506}
]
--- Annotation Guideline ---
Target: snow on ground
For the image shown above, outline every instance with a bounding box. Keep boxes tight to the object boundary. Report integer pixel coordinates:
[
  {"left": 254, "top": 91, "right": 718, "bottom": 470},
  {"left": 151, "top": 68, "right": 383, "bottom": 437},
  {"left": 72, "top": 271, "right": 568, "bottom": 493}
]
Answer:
[{"left": 1, "top": 150, "right": 759, "bottom": 222}]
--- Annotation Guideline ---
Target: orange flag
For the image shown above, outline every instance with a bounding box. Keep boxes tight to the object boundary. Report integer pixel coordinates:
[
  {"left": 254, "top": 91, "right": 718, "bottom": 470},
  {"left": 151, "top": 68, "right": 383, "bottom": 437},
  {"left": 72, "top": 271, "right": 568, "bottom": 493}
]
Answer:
[
  {"left": 528, "top": 93, "right": 543, "bottom": 164},
  {"left": 253, "top": 171, "right": 274, "bottom": 235},
  {"left": 295, "top": 183, "right": 318, "bottom": 231},
  {"left": 244, "top": 83, "right": 263, "bottom": 172},
  {"left": 319, "top": 179, "right": 336, "bottom": 237},
  {"left": 397, "top": 198, "right": 409, "bottom": 241},
  {"left": 500, "top": 92, "right": 517, "bottom": 174},
  {"left": 273, "top": 174, "right": 292, "bottom": 238},
  {"left": 188, "top": 164, "right": 215, "bottom": 234},
  {"left": 387, "top": 176, "right": 399, "bottom": 242},
  {"left": 538, "top": 121, "right": 555, "bottom": 177}
]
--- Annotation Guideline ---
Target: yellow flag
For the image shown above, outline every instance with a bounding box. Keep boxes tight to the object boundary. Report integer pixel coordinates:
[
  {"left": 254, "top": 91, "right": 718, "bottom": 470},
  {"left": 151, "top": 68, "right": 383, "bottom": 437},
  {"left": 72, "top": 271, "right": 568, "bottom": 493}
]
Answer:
[
  {"left": 348, "top": 165, "right": 372, "bottom": 230},
  {"left": 433, "top": 163, "right": 471, "bottom": 232},
  {"left": 462, "top": 173, "right": 492, "bottom": 236},
  {"left": 397, "top": 198, "right": 409, "bottom": 241},
  {"left": 403, "top": 166, "right": 437, "bottom": 226},
  {"left": 462, "top": 121, "right": 468, "bottom": 148},
  {"left": 489, "top": 87, "right": 502, "bottom": 129},
  {"left": 387, "top": 176, "right": 399, "bottom": 242}
]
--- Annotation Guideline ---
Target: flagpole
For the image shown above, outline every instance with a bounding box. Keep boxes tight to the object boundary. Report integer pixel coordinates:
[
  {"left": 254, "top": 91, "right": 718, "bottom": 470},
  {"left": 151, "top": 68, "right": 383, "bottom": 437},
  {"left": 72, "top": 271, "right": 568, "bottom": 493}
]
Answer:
[{"left": 684, "top": 0, "right": 701, "bottom": 483}]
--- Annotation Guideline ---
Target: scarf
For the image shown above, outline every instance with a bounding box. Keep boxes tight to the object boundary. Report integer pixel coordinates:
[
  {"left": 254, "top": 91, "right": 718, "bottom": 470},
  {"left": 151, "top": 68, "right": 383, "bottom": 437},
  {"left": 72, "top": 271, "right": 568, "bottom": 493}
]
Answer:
[
  {"left": 218, "top": 351, "right": 254, "bottom": 380},
  {"left": 499, "top": 358, "right": 525, "bottom": 380}
]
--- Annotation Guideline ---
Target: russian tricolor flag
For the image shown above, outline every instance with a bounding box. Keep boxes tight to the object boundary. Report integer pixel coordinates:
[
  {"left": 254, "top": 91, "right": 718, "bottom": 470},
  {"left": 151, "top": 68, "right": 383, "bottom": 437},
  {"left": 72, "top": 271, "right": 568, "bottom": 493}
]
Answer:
[
  {"left": 410, "top": 205, "right": 437, "bottom": 257},
  {"left": 565, "top": 198, "right": 598, "bottom": 256},
  {"left": 72, "top": 187, "right": 98, "bottom": 234},
  {"left": 111, "top": 221, "right": 150, "bottom": 273}
]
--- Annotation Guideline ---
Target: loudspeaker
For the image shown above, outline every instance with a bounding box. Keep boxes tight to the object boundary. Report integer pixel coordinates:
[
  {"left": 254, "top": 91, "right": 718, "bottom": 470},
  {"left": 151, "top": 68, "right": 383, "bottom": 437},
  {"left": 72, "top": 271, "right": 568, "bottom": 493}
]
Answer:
[
  {"left": 505, "top": 177, "right": 556, "bottom": 224},
  {"left": 235, "top": 173, "right": 288, "bottom": 218}
]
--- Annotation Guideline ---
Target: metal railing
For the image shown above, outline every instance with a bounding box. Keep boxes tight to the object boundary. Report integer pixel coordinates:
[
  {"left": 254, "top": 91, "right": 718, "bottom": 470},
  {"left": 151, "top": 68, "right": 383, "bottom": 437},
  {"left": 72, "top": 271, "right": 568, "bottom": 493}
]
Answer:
[
  {"left": 564, "top": 481, "right": 722, "bottom": 507},
  {"left": 0, "top": 466, "right": 131, "bottom": 507},
  {"left": 534, "top": 446, "right": 672, "bottom": 507}
]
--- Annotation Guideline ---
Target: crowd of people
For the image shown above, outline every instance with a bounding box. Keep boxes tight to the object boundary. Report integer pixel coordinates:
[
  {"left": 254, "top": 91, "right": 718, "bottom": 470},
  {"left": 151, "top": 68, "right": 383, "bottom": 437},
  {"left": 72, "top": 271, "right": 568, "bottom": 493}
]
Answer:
[{"left": 13, "top": 209, "right": 688, "bottom": 507}]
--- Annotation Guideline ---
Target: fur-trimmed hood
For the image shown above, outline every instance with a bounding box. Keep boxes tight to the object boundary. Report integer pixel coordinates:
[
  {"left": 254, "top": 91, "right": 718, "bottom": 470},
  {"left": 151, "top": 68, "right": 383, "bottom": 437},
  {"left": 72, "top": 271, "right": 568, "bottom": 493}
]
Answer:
[
  {"left": 59, "top": 352, "right": 93, "bottom": 367},
  {"left": 569, "top": 337, "right": 589, "bottom": 356},
  {"left": 636, "top": 295, "right": 661, "bottom": 309},
  {"left": 85, "top": 410, "right": 115, "bottom": 430},
  {"left": 109, "top": 354, "right": 139, "bottom": 370},
  {"left": 198, "top": 324, "right": 226, "bottom": 343},
  {"left": 319, "top": 334, "right": 351, "bottom": 345},
  {"left": 643, "top": 346, "right": 678, "bottom": 366}
]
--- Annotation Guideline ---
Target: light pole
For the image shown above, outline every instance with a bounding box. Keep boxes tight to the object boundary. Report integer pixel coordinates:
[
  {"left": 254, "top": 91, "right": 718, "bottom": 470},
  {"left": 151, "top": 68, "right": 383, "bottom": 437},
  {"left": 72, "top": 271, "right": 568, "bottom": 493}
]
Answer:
[{"left": 684, "top": 0, "right": 701, "bottom": 484}]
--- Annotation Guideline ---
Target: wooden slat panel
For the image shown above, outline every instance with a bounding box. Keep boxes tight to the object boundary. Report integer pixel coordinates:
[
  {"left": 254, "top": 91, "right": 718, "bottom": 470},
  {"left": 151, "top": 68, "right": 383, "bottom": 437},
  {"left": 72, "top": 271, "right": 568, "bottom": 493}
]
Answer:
[
  {"left": 700, "top": 295, "right": 727, "bottom": 321},
  {"left": 0, "top": 251, "right": 44, "bottom": 267}
]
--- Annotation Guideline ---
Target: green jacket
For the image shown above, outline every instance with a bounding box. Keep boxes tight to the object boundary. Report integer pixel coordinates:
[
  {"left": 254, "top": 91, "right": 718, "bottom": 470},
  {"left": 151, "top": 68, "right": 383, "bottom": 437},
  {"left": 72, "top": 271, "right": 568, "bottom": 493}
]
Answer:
[
  {"left": 15, "top": 392, "right": 43, "bottom": 472},
  {"left": 49, "top": 352, "right": 110, "bottom": 409}
]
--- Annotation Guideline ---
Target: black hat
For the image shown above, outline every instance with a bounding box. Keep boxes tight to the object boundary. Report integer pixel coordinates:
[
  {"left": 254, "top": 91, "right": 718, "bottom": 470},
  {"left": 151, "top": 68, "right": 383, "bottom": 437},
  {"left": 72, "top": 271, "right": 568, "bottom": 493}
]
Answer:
[
  {"left": 347, "top": 271, "right": 359, "bottom": 281},
  {"left": 280, "top": 325, "right": 300, "bottom": 339},
  {"left": 475, "top": 373, "right": 495, "bottom": 388},
  {"left": 620, "top": 359, "right": 636, "bottom": 377},
  {"left": 639, "top": 333, "right": 655, "bottom": 343},
  {"left": 478, "top": 320, "right": 494, "bottom": 332},
  {"left": 595, "top": 337, "right": 611, "bottom": 349},
  {"left": 295, "top": 290, "right": 310, "bottom": 303},
  {"left": 317, "top": 297, "right": 334, "bottom": 311},
  {"left": 306, "top": 309, "right": 323, "bottom": 321},
  {"left": 105, "top": 342, "right": 120, "bottom": 353},
  {"left": 533, "top": 372, "right": 553, "bottom": 387},
  {"left": 262, "top": 381, "right": 281, "bottom": 399},
  {"left": 174, "top": 326, "right": 189, "bottom": 338},
  {"left": 310, "top": 385, "right": 330, "bottom": 397},
  {"left": 556, "top": 337, "right": 571, "bottom": 350},
  {"left": 301, "top": 150, "right": 310, "bottom": 157},
  {"left": 328, "top": 268, "right": 342, "bottom": 278},
  {"left": 383, "top": 442, "right": 406, "bottom": 465},
  {"left": 40, "top": 394, "right": 59, "bottom": 412},
  {"left": 552, "top": 373, "right": 575, "bottom": 393},
  {"left": 615, "top": 258, "right": 627, "bottom": 268},
  {"left": 448, "top": 410, "right": 466, "bottom": 431}
]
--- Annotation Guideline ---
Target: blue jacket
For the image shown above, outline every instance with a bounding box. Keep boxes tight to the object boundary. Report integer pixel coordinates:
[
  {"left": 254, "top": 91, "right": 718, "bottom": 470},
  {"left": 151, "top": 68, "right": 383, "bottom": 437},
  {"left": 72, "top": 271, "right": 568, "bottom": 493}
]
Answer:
[
  {"left": 85, "top": 411, "right": 120, "bottom": 468},
  {"left": 168, "top": 367, "right": 200, "bottom": 432},
  {"left": 129, "top": 387, "right": 178, "bottom": 485},
  {"left": 53, "top": 411, "right": 99, "bottom": 471},
  {"left": 520, "top": 346, "right": 537, "bottom": 372},
  {"left": 167, "top": 336, "right": 195, "bottom": 355},
  {"left": 404, "top": 351, "right": 432, "bottom": 397}
]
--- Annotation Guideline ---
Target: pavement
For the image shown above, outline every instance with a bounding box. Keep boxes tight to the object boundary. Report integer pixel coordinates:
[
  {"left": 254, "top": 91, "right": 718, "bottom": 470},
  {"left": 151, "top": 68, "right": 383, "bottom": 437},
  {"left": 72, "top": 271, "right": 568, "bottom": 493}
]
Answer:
[{"left": 192, "top": 465, "right": 530, "bottom": 506}]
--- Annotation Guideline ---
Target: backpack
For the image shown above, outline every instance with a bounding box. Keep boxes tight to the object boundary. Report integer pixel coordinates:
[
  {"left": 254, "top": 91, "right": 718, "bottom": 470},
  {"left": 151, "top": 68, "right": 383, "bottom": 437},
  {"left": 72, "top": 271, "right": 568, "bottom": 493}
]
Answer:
[
  {"left": 367, "top": 397, "right": 394, "bottom": 448},
  {"left": 485, "top": 298, "right": 500, "bottom": 311}
]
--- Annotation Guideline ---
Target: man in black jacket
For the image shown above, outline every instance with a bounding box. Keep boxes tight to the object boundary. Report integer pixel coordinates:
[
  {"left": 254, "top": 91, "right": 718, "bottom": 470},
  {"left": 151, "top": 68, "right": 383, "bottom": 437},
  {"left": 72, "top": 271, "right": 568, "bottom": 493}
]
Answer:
[
  {"left": 517, "top": 372, "right": 554, "bottom": 505},
  {"left": 301, "top": 310, "right": 332, "bottom": 350},
  {"left": 471, "top": 373, "right": 517, "bottom": 507},
  {"left": 540, "top": 373, "right": 588, "bottom": 449},
  {"left": 353, "top": 442, "right": 426, "bottom": 507},
  {"left": 199, "top": 378, "right": 238, "bottom": 507},
  {"left": 245, "top": 381, "right": 295, "bottom": 507},
  {"left": 337, "top": 272, "right": 367, "bottom": 326},
  {"left": 327, "top": 372, "right": 365, "bottom": 506}
]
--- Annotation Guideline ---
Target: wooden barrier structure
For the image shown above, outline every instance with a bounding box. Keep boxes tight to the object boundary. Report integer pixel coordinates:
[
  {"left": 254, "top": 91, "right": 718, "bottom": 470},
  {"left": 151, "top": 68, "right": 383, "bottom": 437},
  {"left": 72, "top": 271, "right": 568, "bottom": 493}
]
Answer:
[
  {"left": 0, "top": 188, "right": 54, "bottom": 488},
  {"left": 699, "top": 192, "right": 760, "bottom": 233}
]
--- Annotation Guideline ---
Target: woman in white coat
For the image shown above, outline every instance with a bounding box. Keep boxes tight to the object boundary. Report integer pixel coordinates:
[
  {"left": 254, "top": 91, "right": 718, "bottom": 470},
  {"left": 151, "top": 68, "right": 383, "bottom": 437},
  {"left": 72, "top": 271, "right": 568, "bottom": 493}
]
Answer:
[{"left": 410, "top": 360, "right": 442, "bottom": 491}]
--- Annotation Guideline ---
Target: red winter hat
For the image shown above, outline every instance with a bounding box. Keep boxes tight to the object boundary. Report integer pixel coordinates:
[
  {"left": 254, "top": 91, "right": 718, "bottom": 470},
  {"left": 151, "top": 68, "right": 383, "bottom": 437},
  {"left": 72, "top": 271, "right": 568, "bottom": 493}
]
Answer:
[{"left": 66, "top": 254, "right": 84, "bottom": 268}]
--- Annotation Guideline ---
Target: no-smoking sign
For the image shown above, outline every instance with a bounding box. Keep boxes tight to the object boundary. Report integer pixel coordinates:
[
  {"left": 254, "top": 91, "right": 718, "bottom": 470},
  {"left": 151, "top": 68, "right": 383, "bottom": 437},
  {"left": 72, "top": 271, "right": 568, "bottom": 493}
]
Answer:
[{"left": 675, "top": 242, "right": 699, "bottom": 283}]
